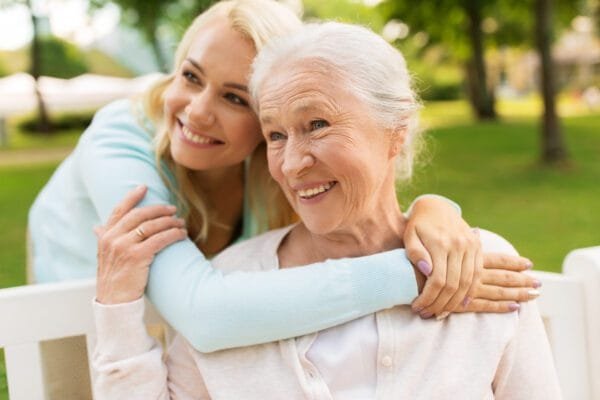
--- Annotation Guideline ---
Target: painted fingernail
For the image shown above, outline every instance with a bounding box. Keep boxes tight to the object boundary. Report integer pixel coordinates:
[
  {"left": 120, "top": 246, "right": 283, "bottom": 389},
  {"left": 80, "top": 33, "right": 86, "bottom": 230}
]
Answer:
[
  {"left": 525, "top": 259, "right": 534, "bottom": 269},
  {"left": 528, "top": 289, "right": 540, "bottom": 297},
  {"left": 436, "top": 311, "right": 450, "bottom": 320},
  {"left": 462, "top": 296, "right": 472, "bottom": 307},
  {"left": 532, "top": 279, "right": 542, "bottom": 288},
  {"left": 509, "top": 303, "right": 520, "bottom": 312},
  {"left": 417, "top": 260, "right": 432, "bottom": 276},
  {"left": 420, "top": 312, "right": 433, "bottom": 319}
]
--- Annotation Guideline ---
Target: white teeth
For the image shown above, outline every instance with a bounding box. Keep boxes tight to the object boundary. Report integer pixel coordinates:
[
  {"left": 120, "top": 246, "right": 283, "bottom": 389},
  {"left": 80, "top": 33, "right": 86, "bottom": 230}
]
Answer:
[
  {"left": 297, "top": 182, "right": 334, "bottom": 199},
  {"left": 182, "top": 125, "right": 215, "bottom": 144}
]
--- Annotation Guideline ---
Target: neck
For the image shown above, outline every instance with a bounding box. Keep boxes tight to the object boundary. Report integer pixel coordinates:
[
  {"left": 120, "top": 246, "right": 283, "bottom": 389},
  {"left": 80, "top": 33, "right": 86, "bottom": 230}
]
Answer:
[
  {"left": 193, "top": 163, "right": 244, "bottom": 194},
  {"left": 280, "top": 187, "right": 406, "bottom": 267}
]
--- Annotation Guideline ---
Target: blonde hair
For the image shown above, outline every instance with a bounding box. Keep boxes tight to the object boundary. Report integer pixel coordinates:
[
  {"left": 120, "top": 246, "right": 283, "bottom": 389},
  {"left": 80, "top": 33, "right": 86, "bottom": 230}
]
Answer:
[{"left": 139, "top": 0, "right": 300, "bottom": 251}]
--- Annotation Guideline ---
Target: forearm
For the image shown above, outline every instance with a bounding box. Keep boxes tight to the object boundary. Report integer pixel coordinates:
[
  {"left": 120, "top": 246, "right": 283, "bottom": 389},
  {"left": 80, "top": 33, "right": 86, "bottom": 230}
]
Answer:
[
  {"left": 92, "top": 299, "right": 170, "bottom": 399},
  {"left": 147, "top": 244, "right": 417, "bottom": 352}
]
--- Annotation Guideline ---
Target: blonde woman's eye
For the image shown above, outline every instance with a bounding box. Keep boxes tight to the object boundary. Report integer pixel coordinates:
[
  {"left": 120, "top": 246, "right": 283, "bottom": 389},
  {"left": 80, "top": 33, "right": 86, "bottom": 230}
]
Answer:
[
  {"left": 182, "top": 70, "right": 200, "bottom": 84},
  {"left": 310, "top": 120, "right": 329, "bottom": 130},
  {"left": 225, "top": 93, "right": 248, "bottom": 107}
]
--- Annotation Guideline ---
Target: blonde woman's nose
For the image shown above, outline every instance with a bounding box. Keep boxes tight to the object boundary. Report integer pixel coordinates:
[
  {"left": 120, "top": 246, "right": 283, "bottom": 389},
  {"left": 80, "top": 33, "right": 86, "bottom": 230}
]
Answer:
[{"left": 185, "top": 92, "right": 215, "bottom": 126}]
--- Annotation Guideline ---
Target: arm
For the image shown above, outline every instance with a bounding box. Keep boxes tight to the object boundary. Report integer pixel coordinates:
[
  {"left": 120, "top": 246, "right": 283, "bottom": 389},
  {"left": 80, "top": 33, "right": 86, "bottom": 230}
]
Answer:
[
  {"left": 492, "top": 300, "right": 562, "bottom": 399},
  {"left": 92, "top": 299, "right": 210, "bottom": 399},
  {"left": 79, "top": 100, "right": 418, "bottom": 352}
]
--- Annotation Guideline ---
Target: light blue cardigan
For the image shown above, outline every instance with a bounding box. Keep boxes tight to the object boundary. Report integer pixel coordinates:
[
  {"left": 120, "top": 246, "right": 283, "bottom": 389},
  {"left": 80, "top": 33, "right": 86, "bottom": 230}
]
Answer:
[{"left": 29, "top": 99, "right": 421, "bottom": 352}]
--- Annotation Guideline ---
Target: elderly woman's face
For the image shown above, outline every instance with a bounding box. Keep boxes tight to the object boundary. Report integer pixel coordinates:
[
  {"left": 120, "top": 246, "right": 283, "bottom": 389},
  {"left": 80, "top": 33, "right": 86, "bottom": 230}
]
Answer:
[{"left": 258, "top": 63, "right": 400, "bottom": 235}]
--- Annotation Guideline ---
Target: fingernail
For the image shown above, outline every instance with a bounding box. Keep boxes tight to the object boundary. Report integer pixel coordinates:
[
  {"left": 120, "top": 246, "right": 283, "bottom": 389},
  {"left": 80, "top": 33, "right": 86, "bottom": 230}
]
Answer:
[
  {"left": 413, "top": 306, "right": 424, "bottom": 313},
  {"left": 417, "top": 260, "right": 432, "bottom": 276},
  {"left": 509, "top": 303, "right": 520, "bottom": 311},
  {"left": 528, "top": 289, "right": 540, "bottom": 297},
  {"left": 462, "top": 296, "right": 472, "bottom": 307},
  {"left": 436, "top": 311, "right": 450, "bottom": 321},
  {"left": 136, "top": 184, "right": 146, "bottom": 191},
  {"left": 167, "top": 205, "right": 177, "bottom": 212},
  {"left": 472, "top": 227, "right": 480, "bottom": 235},
  {"left": 525, "top": 259, "right": 534, "bottom": 269},
  {"left": 420, "top": 312, "right": 433, "bottom": 319},
  {"left": 532, "top": 279, "right": 542, "bottom": 288}
]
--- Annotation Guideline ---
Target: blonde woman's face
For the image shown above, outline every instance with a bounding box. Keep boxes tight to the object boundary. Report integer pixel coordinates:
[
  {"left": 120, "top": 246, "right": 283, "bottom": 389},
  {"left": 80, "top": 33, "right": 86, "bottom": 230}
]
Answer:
[{"left": 164, "top": 17, "right": 263, "bottom": 171}]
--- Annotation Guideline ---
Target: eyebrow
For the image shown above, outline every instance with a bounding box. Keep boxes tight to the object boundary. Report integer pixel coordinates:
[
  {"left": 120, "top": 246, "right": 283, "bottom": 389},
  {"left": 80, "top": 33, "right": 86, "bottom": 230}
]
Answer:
[{"left": 185, "top": 57, "right": 248, "bottom": 92}]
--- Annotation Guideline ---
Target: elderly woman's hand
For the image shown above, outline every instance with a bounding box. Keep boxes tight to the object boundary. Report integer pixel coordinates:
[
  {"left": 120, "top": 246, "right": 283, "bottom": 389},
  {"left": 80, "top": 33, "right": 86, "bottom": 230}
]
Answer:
[
  {"left": 95, "top": 185, "right": 187, "bottom": 305},
  {"left": 404, "top": 196, "right": 482, "bottom": 317}
]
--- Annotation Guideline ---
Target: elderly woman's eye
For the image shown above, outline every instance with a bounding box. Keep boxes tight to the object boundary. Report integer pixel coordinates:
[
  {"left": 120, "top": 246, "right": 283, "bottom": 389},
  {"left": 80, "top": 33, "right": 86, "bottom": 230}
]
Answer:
[
  {"left": 269, "top": 132, "right": 286, "bottom": 141},
  {"left": 310, "top": 120, "right": 329, "bottom": 130}
]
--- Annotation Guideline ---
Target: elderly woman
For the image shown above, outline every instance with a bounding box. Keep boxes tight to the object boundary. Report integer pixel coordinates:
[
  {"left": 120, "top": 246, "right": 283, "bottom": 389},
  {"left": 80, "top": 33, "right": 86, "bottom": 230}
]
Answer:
[{"left": 93, "top": 22, "right": 559, "bottom": 399}]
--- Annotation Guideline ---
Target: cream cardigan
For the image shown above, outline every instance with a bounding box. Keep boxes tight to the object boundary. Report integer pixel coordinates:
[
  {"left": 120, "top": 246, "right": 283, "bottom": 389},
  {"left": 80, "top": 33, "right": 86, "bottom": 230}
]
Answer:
[{"left": 93, "top": 227, "right": 561, "bottom": 399}]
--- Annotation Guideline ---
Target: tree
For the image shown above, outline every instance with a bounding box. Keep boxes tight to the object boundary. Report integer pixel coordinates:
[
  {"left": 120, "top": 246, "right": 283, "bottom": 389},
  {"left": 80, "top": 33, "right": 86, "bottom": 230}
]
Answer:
[
  {"left": 378, "top": 0, "right": 498, "bottom": 120},
  {"left": 534, "top": 0, "right": 567, "bottom": 163},
  {"left": 90, "top": 0, "right": 218, "bottom": 72}
]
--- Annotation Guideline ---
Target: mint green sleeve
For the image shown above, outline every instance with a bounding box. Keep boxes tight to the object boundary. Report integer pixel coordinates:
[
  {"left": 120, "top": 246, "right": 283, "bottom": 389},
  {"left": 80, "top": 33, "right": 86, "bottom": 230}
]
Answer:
[{"left": 77, "top": 100, "right": 420, "bottom": 352}]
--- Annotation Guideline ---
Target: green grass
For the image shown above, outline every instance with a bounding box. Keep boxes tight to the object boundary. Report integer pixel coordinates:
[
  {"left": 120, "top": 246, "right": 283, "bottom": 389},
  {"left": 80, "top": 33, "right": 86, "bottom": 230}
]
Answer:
[{"left": 0, "top": 163, "right": 59, "bottom": 400}]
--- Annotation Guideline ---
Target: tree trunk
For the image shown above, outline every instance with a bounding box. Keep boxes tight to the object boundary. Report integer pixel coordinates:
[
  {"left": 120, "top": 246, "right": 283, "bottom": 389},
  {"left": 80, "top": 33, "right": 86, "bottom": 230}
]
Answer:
[
  {"left": 464, "top": 2, "right": 497, "bottom": 120},
  {"left": 534, "top": 0, "right": 568, "bottom": 164},
  {"left": 28, "top": 1, "right": 52, "bottom": 133}
]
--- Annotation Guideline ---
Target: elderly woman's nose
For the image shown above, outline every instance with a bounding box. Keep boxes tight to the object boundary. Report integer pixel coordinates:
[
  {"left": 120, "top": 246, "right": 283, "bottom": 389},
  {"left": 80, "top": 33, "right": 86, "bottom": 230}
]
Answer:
[
  {"left": 281, "top": 140, "right": 315, "bottom": 177},
  {"left": 185, "top": 92, "right": 215, "bottom": 126}
]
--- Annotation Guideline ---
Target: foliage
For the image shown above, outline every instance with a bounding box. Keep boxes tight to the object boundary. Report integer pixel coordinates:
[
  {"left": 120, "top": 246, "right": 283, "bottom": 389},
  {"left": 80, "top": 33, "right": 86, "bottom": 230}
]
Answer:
[
  {"left": 90, "top": 0, "right": 218, "bottom": 71},
  {"left": 17, "top": 110, "right": 94, "bottom": 134},
  {"left": 0, "top": 59, "right": 7, "bottom": 77},
  {"left": 34, "top": 36, "right": 88, "bottom": 79},
  {"left": 302, "top": 0, "right": 385, "bottom": 29}
]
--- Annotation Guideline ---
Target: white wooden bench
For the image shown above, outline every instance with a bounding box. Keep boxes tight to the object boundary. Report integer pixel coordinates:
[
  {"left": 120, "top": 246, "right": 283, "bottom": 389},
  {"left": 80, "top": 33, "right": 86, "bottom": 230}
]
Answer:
[{"left": 1, "top": 246, "right": 599, "bottom": 399}]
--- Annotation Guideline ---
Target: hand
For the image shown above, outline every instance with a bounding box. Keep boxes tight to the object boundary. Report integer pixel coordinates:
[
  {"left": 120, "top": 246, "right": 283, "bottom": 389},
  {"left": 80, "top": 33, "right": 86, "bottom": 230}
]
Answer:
[
  {"left": 96, "top": 185, "right": 187, "bottom": 305},
  {"left": 404, "top": 196, "right": 482, "bottom": 317},
  {"left": 453, "top": 252, "right": 540, "bottom": 314}
]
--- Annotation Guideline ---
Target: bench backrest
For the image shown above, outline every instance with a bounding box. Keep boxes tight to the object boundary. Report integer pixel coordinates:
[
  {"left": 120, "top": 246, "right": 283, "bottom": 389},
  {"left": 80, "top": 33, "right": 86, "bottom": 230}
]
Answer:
[
  {"left": 2, "top": 246, "right": 600, "bottom": 399},
  {"left": 0, "top": 279, "right": 166, "bottom": 400}
]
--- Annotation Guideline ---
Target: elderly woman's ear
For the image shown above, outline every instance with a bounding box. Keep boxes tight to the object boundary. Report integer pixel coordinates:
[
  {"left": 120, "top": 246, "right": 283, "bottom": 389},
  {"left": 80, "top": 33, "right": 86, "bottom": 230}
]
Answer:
[{"left": 388, "top": 127, "right": 407, "bottom": 159}]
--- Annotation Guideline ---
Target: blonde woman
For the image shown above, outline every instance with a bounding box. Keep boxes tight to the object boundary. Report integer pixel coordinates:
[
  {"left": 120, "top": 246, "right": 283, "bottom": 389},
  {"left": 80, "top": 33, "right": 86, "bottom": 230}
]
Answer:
[{"left": 31, "top": 0, "right": 536, "bottom": 361}]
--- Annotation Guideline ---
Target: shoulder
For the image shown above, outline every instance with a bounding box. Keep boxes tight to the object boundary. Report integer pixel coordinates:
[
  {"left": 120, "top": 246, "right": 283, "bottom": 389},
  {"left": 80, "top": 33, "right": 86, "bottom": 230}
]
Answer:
[
  {"left": 477, "top": 228, "right": 519, "bottom": 256},
  {"left": 211, "top": 226, "right": 294, "bottom": 274}
]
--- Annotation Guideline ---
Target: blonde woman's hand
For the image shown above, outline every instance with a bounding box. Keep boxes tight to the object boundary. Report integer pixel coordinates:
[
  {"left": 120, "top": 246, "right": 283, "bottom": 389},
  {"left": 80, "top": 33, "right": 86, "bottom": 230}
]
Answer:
[
  {"left": 95, "top": 185, "right": 187, "bottom": 305},
  {"left": 404, "top": 196, "right": 482, "bottom": 318},
  {"left": 451, "top": 252, "right": 540, "bottom": 315}
]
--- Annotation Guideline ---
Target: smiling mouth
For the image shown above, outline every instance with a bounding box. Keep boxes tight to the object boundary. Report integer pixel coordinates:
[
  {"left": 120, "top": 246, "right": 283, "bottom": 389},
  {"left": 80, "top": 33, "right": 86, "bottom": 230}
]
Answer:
[
  {"left": 297, "top": 181, "right": 337, "bottom": 199},
  {"left": 179, "top": 121, "right": 223, "bottom": 145}
]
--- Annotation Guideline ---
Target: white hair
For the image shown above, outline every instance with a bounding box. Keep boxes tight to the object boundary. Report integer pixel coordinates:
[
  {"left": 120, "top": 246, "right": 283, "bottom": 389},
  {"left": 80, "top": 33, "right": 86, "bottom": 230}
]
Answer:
[{"left": 249, "top": 21, "right": 423, "bottom": 181}]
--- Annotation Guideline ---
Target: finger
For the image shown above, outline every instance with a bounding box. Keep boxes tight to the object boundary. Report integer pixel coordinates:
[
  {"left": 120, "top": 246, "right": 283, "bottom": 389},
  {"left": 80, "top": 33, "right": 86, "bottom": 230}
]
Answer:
[
  {"left": 93, "top": 225, "right": 107, "bottom": 239},
  {"left": 404, "top": 226, "right": 433, "bottom": 277},
  {"left": 475, "top": 284, "right": 540, "bottom": 302},
  {"left": 411, "top": 248, "right": 448, "bottom": 312},
  {"left": 421, "top": 251, "right": 462, "bottom": 316},
  {"left": 463, "top": 246, "right": 484, "bottom": 308},
  {"left": 130, "top": 216, "right": 186, "bottom": 242},
  {"left": 113, "top": 204, "right": 178, "bottom": 235},
  {"left": 480, "top": 269, "right": 540, "bottom": 288},
  {"left": 106, "top": 185, "right": 147, "bottom": 227},
  {"left": 483, "top": 252, "right": 533, "bottom": 272},
  {"left": 444, "top": 246, "right": 476, "bottom": 312},
  {"left": 455, "top": 299, "right": 521, "bottom": 314},
  {"left": 140, "top": 228, "right": 188, "bottom": 255}
]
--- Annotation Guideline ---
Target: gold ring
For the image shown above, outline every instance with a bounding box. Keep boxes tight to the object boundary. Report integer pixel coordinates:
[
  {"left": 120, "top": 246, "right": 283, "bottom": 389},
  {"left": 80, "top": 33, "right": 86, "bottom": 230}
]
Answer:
[{"left": 135, "top": 226, "right": 145, "bottom": 239}]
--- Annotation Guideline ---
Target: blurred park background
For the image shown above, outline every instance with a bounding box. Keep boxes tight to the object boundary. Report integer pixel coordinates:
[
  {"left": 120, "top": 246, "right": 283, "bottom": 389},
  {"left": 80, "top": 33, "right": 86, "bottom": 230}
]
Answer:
[{"left": 0, "top": 0, "right": 599, "bottom": 396}]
